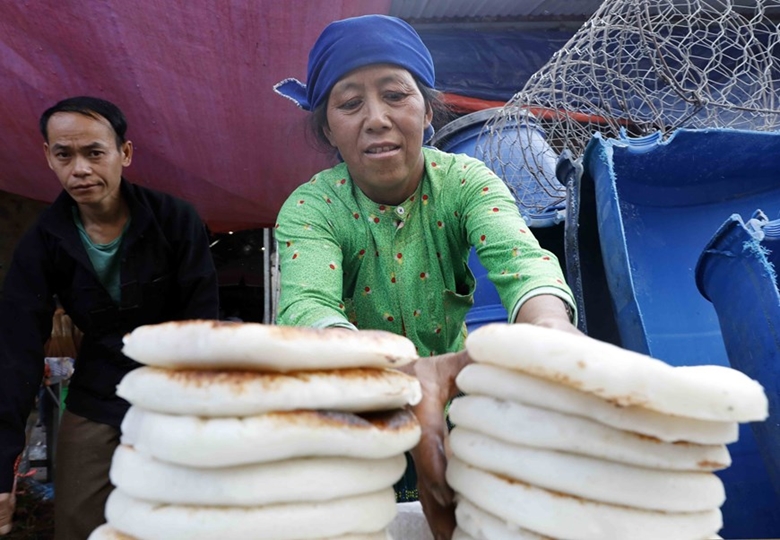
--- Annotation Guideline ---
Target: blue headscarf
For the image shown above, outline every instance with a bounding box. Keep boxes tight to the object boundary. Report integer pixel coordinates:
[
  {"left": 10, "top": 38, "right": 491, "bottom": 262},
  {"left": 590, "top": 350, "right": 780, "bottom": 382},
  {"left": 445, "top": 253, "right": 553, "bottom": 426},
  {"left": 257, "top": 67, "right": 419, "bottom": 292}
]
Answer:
[{"left": 274, "top": 14, "right": 436, "bottom": 140}]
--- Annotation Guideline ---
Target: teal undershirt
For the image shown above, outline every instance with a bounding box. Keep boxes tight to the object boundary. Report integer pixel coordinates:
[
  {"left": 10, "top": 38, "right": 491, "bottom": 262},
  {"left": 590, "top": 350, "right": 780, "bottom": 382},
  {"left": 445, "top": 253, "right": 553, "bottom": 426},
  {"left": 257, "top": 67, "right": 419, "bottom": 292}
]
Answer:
[{"left": 73, "top": 208, "right": 130, "bottom": 304}]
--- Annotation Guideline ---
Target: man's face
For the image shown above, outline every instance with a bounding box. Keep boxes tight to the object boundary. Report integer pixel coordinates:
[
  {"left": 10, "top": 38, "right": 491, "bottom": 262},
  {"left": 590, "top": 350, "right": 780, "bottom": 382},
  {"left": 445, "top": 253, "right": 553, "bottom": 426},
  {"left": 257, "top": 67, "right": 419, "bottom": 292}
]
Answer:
[{"left": 43, "top": 112, "right": 132, "bottom": 208}]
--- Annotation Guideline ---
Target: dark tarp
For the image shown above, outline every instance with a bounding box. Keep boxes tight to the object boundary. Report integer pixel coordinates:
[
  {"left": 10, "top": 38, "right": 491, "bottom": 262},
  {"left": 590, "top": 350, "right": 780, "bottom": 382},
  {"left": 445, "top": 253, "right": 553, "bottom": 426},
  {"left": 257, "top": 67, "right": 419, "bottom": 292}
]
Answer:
[
  {"left": 0, "top": 0, "right": 392, "bottom": 232},
  {"left": 1, "top": 1, "right": 571, "bottom": 232}
]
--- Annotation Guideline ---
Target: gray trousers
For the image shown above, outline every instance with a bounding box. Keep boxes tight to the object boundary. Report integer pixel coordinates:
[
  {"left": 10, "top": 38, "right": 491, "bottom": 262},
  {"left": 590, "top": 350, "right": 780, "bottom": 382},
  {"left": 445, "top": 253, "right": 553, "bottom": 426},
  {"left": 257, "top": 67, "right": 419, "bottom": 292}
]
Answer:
[{"left": 54, "top": 410, "right": 120, "bottom": 540}]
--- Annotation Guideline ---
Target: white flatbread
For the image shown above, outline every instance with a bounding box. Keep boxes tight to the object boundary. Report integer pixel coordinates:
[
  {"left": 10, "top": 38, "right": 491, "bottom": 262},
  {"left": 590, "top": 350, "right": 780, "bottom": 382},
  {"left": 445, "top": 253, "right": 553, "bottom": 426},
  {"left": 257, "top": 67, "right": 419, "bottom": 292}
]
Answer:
[
  {"left": 88, "top": 524, "right": 393, "bottom": 540},
  {"left": 117, "top": 366, "right": 422, "bottom": 416},
  {"left": 88, "top": 525, "right": 135, "bottom": 540},
  {"left": 449, "top": 428, "right": 724, "bottom": 512},
  {"left": 105, "top": 488, "right": 397, "bottom": 540},
  {"left": 121, "top": 406, "right": 421, "bottom": 468},
  {"left": 452, "top": 500, "right": 722, "bottom": 540},
  {"left": 448, "top": 395, "right": 730, "bottom": 471},
  {"left": 110, "top": 444, "right": 406, "bottom": 506},
  {"left": 122, "top": 321, "right": 417, "bottom": 370},
  {"left": 465, "top": 323, "right": 768, "bottom": 422},
  {"left": 455, "top": 497, "right": 552, "bottom": 540},
  {"left": 456, "top": 363, "right": 737, "bottom": 444},
  {"left": 446, "top": 459, "right": 722, "bottom": 540}
]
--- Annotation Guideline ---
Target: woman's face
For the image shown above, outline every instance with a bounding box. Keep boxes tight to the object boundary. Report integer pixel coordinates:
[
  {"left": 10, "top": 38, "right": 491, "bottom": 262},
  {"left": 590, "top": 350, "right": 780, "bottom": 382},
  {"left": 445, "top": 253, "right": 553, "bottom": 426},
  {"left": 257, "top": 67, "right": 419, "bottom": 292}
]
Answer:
[{"left": 324, "top": 64, "right": 433, "bottom": 205}]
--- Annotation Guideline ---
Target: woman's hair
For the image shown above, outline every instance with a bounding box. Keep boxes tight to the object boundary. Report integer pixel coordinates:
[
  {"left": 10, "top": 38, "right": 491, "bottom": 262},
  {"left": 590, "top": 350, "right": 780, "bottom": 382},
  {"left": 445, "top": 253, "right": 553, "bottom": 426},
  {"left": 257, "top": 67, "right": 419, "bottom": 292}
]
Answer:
[{"left": 305, "top": 75, "right": 453, "bottom": 158}]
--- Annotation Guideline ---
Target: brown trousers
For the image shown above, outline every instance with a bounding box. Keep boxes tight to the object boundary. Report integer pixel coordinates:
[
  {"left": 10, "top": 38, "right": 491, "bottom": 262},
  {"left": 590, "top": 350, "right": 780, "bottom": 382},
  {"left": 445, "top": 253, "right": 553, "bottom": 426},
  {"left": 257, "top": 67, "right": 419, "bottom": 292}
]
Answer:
[{"left": 54, "top": 410, "right": 120, "bottom": 540}]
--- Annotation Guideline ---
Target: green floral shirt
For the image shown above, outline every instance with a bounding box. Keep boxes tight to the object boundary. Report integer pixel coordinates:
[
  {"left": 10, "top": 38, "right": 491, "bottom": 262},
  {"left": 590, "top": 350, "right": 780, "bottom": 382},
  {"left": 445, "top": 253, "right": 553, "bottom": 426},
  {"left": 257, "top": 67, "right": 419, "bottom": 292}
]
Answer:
[{"left": 275, "top": 147, "right": 574, "bottom": 356}]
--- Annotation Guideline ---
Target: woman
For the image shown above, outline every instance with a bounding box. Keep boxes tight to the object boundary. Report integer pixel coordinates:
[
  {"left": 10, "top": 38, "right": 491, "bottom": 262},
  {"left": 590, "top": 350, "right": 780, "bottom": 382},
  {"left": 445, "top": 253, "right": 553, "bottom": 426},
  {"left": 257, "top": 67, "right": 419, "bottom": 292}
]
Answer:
[{"left": 274, "top": 14, "right": 579, "bottom": 539}]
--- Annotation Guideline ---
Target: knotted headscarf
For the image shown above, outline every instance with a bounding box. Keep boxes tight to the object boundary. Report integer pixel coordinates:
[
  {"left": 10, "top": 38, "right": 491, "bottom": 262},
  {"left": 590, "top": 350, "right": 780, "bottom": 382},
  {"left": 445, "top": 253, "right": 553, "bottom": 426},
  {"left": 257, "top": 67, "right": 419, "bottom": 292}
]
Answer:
[{"left": 274, "top": 14, "right": 436, "bottom": 117}]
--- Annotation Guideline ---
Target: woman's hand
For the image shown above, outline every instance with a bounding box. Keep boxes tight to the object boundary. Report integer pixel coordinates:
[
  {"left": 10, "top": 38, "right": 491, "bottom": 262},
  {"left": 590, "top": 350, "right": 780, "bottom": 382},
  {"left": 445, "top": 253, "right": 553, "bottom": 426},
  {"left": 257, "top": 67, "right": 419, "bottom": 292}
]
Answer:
[
  {"left": 404, "top": 350, "right": 472, "bottom": 540},
  {"left": 514, "top": 295, "right": 582, "bottom": 336},
  {"left": 401, "top": 295, "right": 578, "bottom": 539},
  {"left": 0, "top": 492, "right": 15, "bottom": 535}
]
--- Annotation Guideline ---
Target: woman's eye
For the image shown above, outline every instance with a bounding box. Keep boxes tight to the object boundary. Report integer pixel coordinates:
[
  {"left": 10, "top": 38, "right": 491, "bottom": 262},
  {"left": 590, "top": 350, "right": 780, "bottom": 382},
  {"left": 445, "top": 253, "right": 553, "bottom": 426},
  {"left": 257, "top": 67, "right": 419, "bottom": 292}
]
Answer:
[
  {"left": 386, "top": 92, "right": 407, "bottom": 101},
  {"left": 339, "top": 99, "right": 361, "bottom": 110}
]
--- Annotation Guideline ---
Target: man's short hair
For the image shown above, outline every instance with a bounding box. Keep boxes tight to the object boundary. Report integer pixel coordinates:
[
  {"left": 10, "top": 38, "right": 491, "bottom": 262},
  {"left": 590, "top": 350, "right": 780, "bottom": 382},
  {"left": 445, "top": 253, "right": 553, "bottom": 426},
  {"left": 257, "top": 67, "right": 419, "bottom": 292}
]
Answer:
[{"left": 39, "top": 96, "right": 128, "bottom": 149}]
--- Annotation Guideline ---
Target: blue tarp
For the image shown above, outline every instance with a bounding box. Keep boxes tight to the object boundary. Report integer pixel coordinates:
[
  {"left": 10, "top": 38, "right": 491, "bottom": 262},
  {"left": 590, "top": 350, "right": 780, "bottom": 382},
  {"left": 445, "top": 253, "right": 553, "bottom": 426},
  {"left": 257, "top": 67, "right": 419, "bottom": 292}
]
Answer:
[{"left": 417, "top": 28, "right": 576, "bottom": 101}]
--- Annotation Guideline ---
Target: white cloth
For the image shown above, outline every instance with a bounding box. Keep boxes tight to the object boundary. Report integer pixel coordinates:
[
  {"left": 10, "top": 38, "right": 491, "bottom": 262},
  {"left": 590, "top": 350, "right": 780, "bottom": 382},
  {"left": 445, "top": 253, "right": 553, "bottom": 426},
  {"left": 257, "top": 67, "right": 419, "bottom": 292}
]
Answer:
[{"left": 388, "top": 502, "right": 433, "bottom": 540}]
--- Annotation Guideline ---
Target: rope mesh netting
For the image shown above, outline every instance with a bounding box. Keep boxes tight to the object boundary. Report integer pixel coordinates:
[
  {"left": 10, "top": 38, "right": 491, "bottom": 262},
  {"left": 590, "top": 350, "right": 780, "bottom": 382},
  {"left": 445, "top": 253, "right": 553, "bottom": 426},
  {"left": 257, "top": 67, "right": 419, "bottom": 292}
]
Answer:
[{"left": 482, "top": 0, "right": 780, "bottom": 215}]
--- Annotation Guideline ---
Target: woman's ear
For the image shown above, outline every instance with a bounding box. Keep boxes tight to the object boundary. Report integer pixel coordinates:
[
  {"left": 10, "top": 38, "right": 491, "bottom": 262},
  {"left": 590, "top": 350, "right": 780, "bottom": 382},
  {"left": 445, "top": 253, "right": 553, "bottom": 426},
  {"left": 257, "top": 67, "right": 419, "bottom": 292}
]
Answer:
[
  {"left": 323, "top": 125, "right": 337, "bottom": 148},
  {"left": 424, "top": 102, "right": 434, "bottom": 128}
]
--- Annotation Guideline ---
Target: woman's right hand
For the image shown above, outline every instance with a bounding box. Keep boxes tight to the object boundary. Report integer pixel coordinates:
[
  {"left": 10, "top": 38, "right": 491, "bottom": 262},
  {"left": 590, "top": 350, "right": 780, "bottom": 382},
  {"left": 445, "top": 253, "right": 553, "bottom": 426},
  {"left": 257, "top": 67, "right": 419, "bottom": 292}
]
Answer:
[
  {"left": 0, "top": 492, "right": 15, "bottom": 535},
  {"left": 406, "top": 350, "right": 472, "bottom": 540}
]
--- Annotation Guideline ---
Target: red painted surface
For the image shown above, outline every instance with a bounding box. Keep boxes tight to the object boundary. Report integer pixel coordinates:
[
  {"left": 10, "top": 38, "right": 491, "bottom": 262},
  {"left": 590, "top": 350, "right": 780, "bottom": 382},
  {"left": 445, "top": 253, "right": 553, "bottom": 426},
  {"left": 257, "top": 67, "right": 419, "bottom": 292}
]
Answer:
[{"left": 0, "top": 0, "right": 391, "bottom": 232}]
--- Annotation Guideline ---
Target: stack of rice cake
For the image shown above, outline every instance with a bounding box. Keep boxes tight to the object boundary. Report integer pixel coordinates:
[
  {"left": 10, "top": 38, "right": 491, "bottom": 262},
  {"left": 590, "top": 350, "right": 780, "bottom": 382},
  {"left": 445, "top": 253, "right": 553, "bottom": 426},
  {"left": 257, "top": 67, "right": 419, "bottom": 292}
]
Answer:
[
  {"left": 447, "top": 323, "right": 768, "bottom": 540},
  {"left": 88, "top": 321, "right": 423, "bottom": 540}
]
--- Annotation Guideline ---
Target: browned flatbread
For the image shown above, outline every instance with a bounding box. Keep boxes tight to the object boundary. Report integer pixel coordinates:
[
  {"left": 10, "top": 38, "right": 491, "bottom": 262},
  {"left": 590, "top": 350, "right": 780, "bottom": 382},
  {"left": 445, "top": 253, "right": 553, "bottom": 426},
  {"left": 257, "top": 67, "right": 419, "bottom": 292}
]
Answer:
[
  {"left": 465, "top": 323, "right": 767, "bottom": 422},
  {"left": 88, "top": 525, "right": 136, "bottom": 540},
  {"left": 448, "top": 395, "right": 730, "bottom": 471},
  {"left": 117, "top": 366, "right": 421, "bottom": 416},
  {"left": 456, "top": 363, "right": 737, "bottom": 444},
  {"left": 121, "top": 407, "right": 421, "bottom": 467},
  {"left": 122, "top": 321, "right": 418, "bottom": 371}
]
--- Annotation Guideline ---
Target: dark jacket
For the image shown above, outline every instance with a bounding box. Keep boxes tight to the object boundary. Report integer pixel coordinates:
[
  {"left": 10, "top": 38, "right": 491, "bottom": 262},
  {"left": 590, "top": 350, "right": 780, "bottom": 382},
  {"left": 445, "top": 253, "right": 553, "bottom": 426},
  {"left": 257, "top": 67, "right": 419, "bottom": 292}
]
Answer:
[{"left": 0, "top": 179, "right": 219, "bottom": 492}]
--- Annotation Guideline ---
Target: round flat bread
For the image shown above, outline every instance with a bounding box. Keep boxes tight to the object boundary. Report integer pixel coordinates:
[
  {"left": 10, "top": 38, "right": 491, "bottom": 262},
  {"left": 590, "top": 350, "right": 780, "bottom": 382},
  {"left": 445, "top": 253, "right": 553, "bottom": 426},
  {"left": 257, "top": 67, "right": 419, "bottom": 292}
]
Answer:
[
  {"left": 455, "top": 497, "right": 552, "bottom": 540},
  {"left": 465, "top": 323, "right": 767, "bottom": 422},
  {"left": 89, "top": 524, "right": 393, "bottom": 540},
  {"left": 117, "top": 366, "right": 422, "bottom": 416},
  {"left": 446, "top": 459, "right": 722, "bottom": 540},
  {"left": 105, "top": 488, "right": 396, "bottom": 540},
  {"left": 122, "top": 321, "right": 417, "bottom": 370},
  {"left": 449, "top": 428, "right": 724, "bottom": 512},
  {"left": 456, "top": 364, "right": 737, "bottom": 444},
  {"left": 448, "top": 395, "right": 730, "bottom": 471},
  {"left": 121, "top": 406, "right": 421, "bottom": 468},
  {"left": 88, "top": 524, "right": 136, "bottom": 540},
  {"left": 110, "top": 445, "right": 406, "bottom": 506}
]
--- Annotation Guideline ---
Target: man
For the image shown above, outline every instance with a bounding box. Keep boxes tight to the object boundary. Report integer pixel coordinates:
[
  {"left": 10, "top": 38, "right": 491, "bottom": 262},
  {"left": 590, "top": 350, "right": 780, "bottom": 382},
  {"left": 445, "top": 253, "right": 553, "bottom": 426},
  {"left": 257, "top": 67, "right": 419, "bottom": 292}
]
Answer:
[{"left": 0, "top": 96, "right": 219, "bottom": 539}]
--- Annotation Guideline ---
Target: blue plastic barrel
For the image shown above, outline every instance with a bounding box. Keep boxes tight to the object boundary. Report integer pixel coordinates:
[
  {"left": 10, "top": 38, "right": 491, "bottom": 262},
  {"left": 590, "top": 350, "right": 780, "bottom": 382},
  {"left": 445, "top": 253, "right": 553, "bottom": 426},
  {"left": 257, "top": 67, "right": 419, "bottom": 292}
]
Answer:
[
  {"left": 696, "top": 210, "right": 780, "bottom": 501},
  {"left": 431, "top": 108, "right": 565, "bottom": 332},
  {"left": 578, "top": 128, "right": 780, "bottom": 538}
]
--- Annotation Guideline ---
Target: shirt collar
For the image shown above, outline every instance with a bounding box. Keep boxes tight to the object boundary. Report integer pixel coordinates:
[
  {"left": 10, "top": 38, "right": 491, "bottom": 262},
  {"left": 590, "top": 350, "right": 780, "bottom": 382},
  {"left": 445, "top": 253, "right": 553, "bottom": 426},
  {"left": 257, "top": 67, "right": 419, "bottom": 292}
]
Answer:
[{"left": 353, "top": 178, "right": 425, "bottom": 223}]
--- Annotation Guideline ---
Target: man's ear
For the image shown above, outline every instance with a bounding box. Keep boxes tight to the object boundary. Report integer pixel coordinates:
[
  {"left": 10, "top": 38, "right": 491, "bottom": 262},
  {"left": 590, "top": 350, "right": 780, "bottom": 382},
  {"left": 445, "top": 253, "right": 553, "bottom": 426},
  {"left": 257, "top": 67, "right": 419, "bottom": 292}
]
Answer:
[
  {"left": 121, "top": 141, "right": 133, "bottom": 167},
  {"left": 43, "top": 143, "right": 54, "bottom": 171}
]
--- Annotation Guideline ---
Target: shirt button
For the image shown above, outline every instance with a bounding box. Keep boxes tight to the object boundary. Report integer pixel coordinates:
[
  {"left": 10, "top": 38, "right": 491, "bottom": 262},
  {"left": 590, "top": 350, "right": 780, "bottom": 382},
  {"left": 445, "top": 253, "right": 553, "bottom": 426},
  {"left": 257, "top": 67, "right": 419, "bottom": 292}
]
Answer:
[{"left": 397, "top": 207, "right": 405, "bottom": 215}]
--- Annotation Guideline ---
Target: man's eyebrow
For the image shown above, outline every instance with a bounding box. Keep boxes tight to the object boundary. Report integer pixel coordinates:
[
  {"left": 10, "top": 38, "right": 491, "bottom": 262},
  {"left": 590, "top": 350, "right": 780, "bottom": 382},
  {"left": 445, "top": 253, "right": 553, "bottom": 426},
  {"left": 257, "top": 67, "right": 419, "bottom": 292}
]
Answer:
[
  {"left": 83, "top": 142, "right": 108, "bottom": 150},
  {"left": 50, "top": 141, "right": 107, "bottom": 151}
]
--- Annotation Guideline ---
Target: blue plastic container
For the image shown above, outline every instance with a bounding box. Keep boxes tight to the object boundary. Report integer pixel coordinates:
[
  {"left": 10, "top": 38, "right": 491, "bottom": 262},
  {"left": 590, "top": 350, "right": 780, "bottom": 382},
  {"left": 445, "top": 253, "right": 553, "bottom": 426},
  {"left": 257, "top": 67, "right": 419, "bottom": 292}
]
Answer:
[
  {"left": 431, "top": 108, "right": 566, "bottom": 332},
  {"left": 696, "top": 210, "right": 780, "bottom": 500},
  {"left": 432, "top": 108, "right": 565, "bottom": 228},
  {"left": 571, "top": 128, "right": 780, "bottom": 538},
  {"left": 464, "top": 249, "right": 506, "bottom": 334}
]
